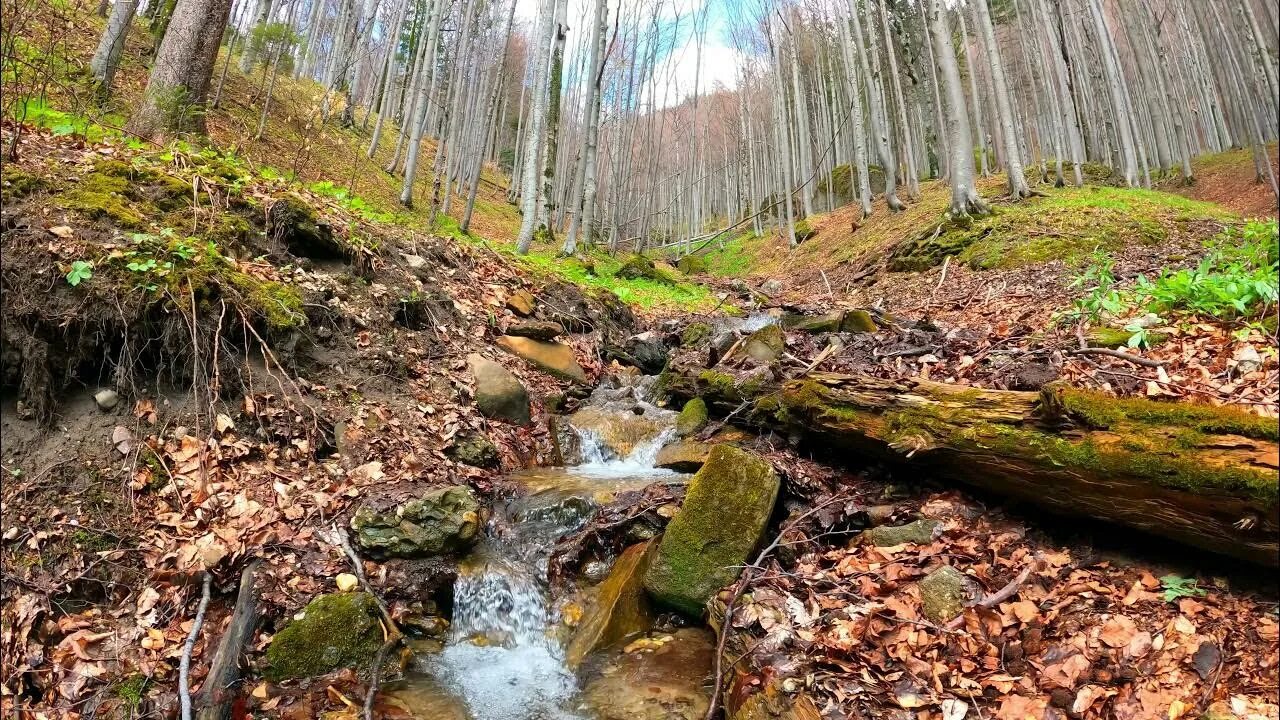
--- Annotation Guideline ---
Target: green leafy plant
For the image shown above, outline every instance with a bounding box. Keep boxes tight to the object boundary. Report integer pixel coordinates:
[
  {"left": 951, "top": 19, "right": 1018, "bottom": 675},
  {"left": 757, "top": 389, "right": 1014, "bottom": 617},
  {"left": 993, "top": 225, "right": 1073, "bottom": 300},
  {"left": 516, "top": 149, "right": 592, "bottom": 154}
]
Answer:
[
  {"left": 1068, "top": 249, "right": 1122, "bottom": 321},
  {"left": 65, "top": 260, "right": 94, "bottom": 286},
  {"left": 1159, "top": 574, "right": 1208, "bottom": 603}
]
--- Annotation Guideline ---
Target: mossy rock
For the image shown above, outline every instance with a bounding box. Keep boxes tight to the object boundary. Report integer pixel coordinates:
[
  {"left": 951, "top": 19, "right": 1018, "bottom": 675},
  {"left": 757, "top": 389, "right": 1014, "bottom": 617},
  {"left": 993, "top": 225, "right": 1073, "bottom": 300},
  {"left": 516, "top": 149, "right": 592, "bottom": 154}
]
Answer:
[
  {"left": 0, "top": 167, "right": 46, "bottom": 202},
  {"left": 839, "top": 310, "right": 878, "bottom": 333},
  {"left": 792, "top": 219, "right": 816, "bottom": 243},
  {"left": 264, "top": 592, "right": 384, "bottom": 681},
  {"left": 643, "top": 445, "right": 779, "bottom": 616},
  {"left": 1086, "top": 326, "right": 1168, "bottom": 348},
  {"left": 740, "top": 324, "right": 785, "bottom": 364},
  {"left": 862, "top": 518, "right": 939, "bottom": 547},
  {"left": 616, "top": 255, "right": 674, "bottom": 285},
  {"left": 680, "top": 322, "right": 712, "bottom": 347},
  {"left": 350, "top": 486, "right": 481, "bottom": 558},
  {"left": 918, "top": 565, "right": 973, "bottom": 624},
  {"left": 269, "top": 196, "right": 345, "bottom": 260},
  {"left": 675, "top": 398, "right": 708, "bottom": 437},
  {"left": 676, "top": 254, "right": 708, "bottom": 274},
  {"left": 786, "top": 313, "right": 842, "bottom": 334},
  {"left": 446, "top": 434, "right": 500, "bottom": 468}
]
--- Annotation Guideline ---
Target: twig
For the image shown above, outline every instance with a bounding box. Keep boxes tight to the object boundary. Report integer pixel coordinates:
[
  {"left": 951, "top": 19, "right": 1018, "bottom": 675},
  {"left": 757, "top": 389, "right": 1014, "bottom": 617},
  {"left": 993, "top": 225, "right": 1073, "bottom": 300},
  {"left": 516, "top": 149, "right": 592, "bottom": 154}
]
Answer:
[
  {"left": 932, "top": 255, "right": 951, "bottom": 298},
  {"left": 1071, "top": 346, "right": 1165, "bottom": 368},
  {"left": 945, "top": 555, "right": 1041, "bottom": 631},
  {"left": 179, "top": 573, "right": 212, "bottom": 720},
  {"left": 331, "top": 526, "right": 399, "bottom": 637},
  {"left": 362, "top": 634, "right": 397, "bottom": 720}
]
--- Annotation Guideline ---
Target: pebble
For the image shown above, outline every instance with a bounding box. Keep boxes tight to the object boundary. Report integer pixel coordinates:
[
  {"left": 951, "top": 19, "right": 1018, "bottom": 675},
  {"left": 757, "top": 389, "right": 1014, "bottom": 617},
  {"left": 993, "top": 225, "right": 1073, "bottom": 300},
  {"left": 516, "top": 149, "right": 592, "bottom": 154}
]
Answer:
[{"left": 93, "top": 389, "right": 119, "bottom": 411}]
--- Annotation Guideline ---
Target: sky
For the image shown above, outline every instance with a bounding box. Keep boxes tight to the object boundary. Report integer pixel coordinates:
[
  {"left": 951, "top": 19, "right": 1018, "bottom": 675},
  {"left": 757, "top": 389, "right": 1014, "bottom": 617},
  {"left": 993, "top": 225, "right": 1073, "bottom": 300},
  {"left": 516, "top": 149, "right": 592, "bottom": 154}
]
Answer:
[{"left": 512, "top": 0, "right": 747, "bottom": 107}]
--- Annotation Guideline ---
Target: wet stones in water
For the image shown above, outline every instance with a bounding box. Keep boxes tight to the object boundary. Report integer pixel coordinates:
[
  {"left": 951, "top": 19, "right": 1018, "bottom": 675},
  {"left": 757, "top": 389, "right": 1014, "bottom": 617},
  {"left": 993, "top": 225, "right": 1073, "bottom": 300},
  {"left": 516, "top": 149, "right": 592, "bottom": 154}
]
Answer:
[
  {"left": 566, "top": 541, "right": 655, "bottom": 667},
  {"left": 655, "top": 441, "right": 711, "bottom": 472},
  {"left": 265, "top": 592, "right": 385, "bottom": 680},
  {"left": 446, "top": 433, "right": 500, "bottom": 469},
  {"left": 607, "top": 332, "right": 669, "bottom": 375},
  {"left": 566, "top": 405, "right": 667, "bottom": 460},
  {"left": 467, "top": 354, "right": 530, "bottom": 425},
  {"left": 268, "top": 196, "right": 345, "bottom": 260},
  {"left": 579, "top": 628, "right": 714, "bottom": 720},
  {"left": 861, "top": 518, "right": 940, "bottom": 547},
  {"left": 495, "top": 336, "right": 588, "bottom": 384},
  {"left": 504, "top": 319, "right": 564, "bottom": 341},
  {"left": 675, "top": 398, "right": 708, "bottom": 437},
  {"left": 351, "top": 486, "right": 481, "bottom": 559},
  {"left": 644, "top": 445, "right": 780, "bottom": 616},
  {"left": 918, "top": 565, "right": 977, "bottom": 624}
]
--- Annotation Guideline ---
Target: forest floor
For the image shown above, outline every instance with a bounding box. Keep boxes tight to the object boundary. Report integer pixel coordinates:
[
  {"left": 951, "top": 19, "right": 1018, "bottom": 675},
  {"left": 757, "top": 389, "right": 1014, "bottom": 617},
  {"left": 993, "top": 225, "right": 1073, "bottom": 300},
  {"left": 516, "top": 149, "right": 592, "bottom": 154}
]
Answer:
[{"left": 2, "top": 5, "right": 1279, "bottom": 720}]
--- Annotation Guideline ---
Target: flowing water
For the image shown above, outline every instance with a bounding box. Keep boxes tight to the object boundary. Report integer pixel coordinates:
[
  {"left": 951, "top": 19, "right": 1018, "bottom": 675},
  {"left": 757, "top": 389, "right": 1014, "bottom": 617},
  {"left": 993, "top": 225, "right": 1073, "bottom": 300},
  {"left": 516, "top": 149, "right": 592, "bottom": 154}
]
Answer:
[{"left": 387, "top": 376, "right": 709, "bottom": 720}]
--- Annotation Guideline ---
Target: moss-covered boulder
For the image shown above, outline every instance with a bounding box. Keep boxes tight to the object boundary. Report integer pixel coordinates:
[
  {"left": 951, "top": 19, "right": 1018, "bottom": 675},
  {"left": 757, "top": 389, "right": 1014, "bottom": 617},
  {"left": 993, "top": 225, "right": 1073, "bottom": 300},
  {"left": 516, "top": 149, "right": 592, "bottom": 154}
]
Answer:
[
  {"left": 655, "top": 441, "right": 711, "bottom": 472},
  {"left": 496, "top": 335, "right": 588, "bottom": 384},
  {"left": 350, "top": 486, "right": 481, "bottom": 558},
  {"left": 681, "top": 322, "right": 712, "bottom": 347},
  {"left": 918, "top": 565, "right": 974, "bottom": 624},
  {"left": 566, "top": 541, "right": 655, "bottom": 667},
  {"left": 446, "top": 434, "right": 500, "bottom": 468},
  {"left": 740, "top": 324, "right": 785, "bottom": 365},
  {"left": 861, "top": 518, "right": 939, "bottom": 547},
  {"left": 265, "top": 592, "right": 384, "bottom": 681},
  {"left": 792, "top": 218, "right": 816, "bottom": 243},
  {"left": 467, "top": 354, "right": 530, "bottom": 425},
  {"left": 616, "top": 255, "right": 674, "bottom": 284},
  {"left": 268, "top": 196, "right": 345, "bottom": 260},
  {"left": 675, "top": 398, "right": 709, "bottom": 437},
  {"left": 839, "top": 310, "right": 878, "bottom": 333},
  {"left": 644, "top": 445, "right": 780, "bottom": 616},
  {"left": 676, "top": 255, "right": 708, "bottom": 274},
  {"left": 786, "top": 313, "right": 843, "bottom": 334}
]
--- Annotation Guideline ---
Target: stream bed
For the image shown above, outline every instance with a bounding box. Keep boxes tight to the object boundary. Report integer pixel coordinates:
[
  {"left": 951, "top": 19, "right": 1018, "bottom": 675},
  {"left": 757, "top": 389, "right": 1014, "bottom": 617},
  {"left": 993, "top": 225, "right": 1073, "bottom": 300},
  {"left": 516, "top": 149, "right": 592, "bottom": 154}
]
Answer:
[{"left": 383, "top": 379, "right": 713, "bottom": 720}]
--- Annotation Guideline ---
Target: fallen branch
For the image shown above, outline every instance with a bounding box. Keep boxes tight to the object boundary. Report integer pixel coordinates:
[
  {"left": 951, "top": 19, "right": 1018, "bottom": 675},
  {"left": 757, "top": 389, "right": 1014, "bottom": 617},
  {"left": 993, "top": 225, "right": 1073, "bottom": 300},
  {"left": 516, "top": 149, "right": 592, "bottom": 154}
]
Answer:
[
  {"left": 945, "top": 555, "right": 1041, "bottom": 630},
  {"left": 179, "top": 573, "right": 213, "bottom": 720},
  {"left": 327, "top": 526, "right": 404, "bottom": 720},
  {"left": 1071, "top": 346, "right": 1165, "bottom": 368},
  {"left": 196, "top": 560, "right": 260, "bottom": 720}
]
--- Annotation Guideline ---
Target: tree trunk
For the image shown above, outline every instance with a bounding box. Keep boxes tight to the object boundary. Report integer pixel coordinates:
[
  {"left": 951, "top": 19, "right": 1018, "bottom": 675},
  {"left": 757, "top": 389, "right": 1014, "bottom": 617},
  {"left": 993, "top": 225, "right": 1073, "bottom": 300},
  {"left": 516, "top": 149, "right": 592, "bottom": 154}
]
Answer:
[
  {"left": 972, "top": 0, "right": 1033, "bottom": 199},
  {"left": 928, "top": 0, "right": 989, "bottom": 219},
  {"left": 90, "top": 0, "right": 140, "bottom": 97},
  {"left": 129, "top": 0, "right": 235, "bottom": 138},
  {"left": 515, "top": 0, "right": 557, "bottom": 253},
  {"left": 661, "top": 367, "right": 1279, "bottom": 566},
  {"left": 562, "top": 0, "right": 608, "bottom": 255}
]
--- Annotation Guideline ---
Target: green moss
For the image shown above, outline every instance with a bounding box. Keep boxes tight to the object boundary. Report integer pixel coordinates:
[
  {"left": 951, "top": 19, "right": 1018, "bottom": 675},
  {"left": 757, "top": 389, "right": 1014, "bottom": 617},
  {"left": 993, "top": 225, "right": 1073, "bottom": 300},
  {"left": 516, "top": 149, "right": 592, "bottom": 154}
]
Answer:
[
  {"left": 676, "top": 398, "right": 709, "bottom": 437},
  {"left": 226, "top": 271, "right": 305, "bottom": 330},
  {"left": 676, "top": 254, "right": 708, "bottom": 274},
  {"left": 615, "top": 254, "right": 675, "bottom": 284},
  {"left": 840, "top": 310, "right": 878, "bottom": 333},
  {"left": 1055, "top": 387, "right": 1279, "bottom": 441},
  {"left": 1, "top": 167, "right": 46, "bottom": 201},
  {"left": 60, "top": 166, "right": 148, "bottom": 228},
  {"left": 265, "top": 592, "right": 384, "bottom": 681},
  {"left": 681, "top": 322, "right": 712, "bottom": 346},
  {"left": 793, "top": 218, "right": 815, "bottom": 242},
  {"left": 114, "top": 674, "right": 149, "bottom": 711}
]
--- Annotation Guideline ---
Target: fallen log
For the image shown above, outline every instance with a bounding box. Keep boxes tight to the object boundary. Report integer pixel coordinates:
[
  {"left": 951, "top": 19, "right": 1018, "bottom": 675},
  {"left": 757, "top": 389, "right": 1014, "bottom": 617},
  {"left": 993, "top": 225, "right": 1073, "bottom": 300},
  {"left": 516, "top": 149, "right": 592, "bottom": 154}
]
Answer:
[
  {"left": 196, "top": 560, "right": 261, "bottom": 720},
  {"left": 659, "top": 367, "right": 1279, "bottom": 565}
]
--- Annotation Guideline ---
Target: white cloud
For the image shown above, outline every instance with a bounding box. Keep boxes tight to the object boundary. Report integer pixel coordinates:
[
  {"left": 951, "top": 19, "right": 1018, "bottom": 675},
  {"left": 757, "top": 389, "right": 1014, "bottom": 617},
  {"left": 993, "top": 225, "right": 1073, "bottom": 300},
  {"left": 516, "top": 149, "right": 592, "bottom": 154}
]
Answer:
[{"left": 645, "top": 36, "right": 743, "bottom": 107}]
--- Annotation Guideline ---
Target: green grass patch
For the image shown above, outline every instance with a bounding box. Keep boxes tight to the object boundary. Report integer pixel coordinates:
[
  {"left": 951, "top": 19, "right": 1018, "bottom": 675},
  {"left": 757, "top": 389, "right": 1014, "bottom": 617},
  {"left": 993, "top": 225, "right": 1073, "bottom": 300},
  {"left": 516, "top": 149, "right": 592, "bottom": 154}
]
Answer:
[
  {"left": 511, "top": 248, "right": 720, "bottom": 312},
  {"left": 700, "top": 230, "right": 766, "bottom": 277}
]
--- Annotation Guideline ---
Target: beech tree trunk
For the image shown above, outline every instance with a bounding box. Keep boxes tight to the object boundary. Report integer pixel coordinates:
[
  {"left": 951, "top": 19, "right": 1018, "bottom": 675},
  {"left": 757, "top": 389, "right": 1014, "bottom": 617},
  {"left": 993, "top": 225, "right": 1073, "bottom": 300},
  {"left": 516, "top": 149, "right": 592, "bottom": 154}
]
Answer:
[
  {"left": 929, "top": 0, "right": 989, "bottom": 219},
  {"left": 90, "top": 0, "right": 139, "bottom": 97},
  {"left": 662, "top": 367, "right": 1279, "bottom": 565},
  {"left": 129, "top": 0, "right": 235, "bottom": 138}
]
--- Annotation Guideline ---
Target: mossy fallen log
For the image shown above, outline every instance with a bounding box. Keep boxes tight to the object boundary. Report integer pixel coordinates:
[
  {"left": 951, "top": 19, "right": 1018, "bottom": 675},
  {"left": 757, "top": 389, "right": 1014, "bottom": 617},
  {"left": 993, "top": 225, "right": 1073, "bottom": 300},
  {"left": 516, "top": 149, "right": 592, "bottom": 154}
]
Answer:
[{"left": 661, "top": 367, "right": 1279, "bottom": 565}]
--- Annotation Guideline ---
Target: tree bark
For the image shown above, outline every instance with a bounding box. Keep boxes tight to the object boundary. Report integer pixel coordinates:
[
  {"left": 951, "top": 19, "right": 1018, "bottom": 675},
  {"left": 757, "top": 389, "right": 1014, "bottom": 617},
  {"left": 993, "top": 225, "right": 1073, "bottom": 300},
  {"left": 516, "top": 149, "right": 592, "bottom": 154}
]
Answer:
[
  {"left": 130, "top": 0, "right": 235, "bottom": 138},
  {"left": 928, "top": 0, "right": 989, "bottom": 219},
  {"left": 90, "top": 0, "right": 140, "bottom": 97},
  {"left": 661, "top": 367, "right": 1279, "bottom": 565}
]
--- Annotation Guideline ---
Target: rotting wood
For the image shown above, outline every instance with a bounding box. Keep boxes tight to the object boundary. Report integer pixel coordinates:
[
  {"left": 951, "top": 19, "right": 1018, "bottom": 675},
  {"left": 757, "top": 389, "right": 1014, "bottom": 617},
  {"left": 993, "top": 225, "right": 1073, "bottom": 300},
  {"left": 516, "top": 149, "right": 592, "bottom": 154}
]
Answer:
[
  {"left": 661, "top": 365, "right": 1280, "bottom": 565},
  {"left": 196, "top": 560, "right": 261, "bottom": 720}
]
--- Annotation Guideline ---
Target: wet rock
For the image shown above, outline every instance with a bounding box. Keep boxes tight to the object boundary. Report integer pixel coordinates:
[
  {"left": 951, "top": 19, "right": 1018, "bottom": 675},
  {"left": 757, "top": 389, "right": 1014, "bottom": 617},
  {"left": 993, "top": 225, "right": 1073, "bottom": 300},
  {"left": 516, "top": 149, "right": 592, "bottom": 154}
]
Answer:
[
  {"left": 265, "top": 592, "right": 384, "bottom": 680},
  {"left": 496, "top": 336, "right": 588, "bottom": 384},
  {"left": 761, "top": 279, "right": 783, "bottom": 296},
  {"left": 862, "top": 518, "right": 940, "bottom": 547},
  {"left": 467, "top": 354, "right": 530, "bottom": 425},
  {"left": 351, "top": 486, "right": 481, "bottom": 558},
  {"left": 919, "top": 565, "right": 973, "bottom": 624},
  {"left": 582, "top": 559, "right": 613, "bottom": 583},
  {"left": 567, "top": 541, "right": 655, "bottom": 666},
  {"left": 506, "top": 289, "right": 536, "bottom": 316},
  {"left": 400, "top": 612, "right": 450, "bottom": 638},
  {"left": 94, "top": 388, "right": 119, "bottom": 411},
  {"left": 840, "top": 309, "right": 878, "bottom": 333},
  {"left": 655, "top": 441, "right": 711, "bottom": 472},
  {"left": 446, "top": 433, "right": 500, "bottom": 469},
  {"left": 732, "top": 685, "right": 822, "bottom": 720},
  {"left": 675, "top": 398, "right": 709, "bottom": 437},
  {"left": 681, "top": 322, "right": 712, "bottom": 347},
  {"left": 580, "top": 628, "right": 713, "bottom": 720},
  {"left": 644, "top": 445, "right": 780, "bottom": 616},
  {"left": 506, "top": 319, "right": 564, "bottom": 341},
  {"left": 609, "top": 333, "right": 669, "bottom": 375},
  {"left": 379, "top": 557, "right": 458, "bottom": 605},
  {"left": 269, "top": 196, "right": 345, "bottom": 260},
  {"left": 740, "top": 324, "right": 785, "bottom": 365},
  {"left": 567, "top": 406, "right": 667, "bottom": 459},
  {"left": 786, "top": 313, "right": 843, "bottom": 334}
]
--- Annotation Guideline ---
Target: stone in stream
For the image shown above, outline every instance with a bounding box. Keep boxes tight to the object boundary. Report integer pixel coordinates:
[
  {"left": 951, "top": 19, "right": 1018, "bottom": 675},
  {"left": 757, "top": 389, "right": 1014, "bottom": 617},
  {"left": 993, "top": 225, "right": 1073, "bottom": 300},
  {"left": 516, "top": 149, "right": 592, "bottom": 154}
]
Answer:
[
  {"left": 495, "top": 335, "right": 588, "bottom": 384},
  {"left": 608, "top": 332, "right": 669, "bottom": 375},
  {"left": 919, "top": 565, "right": 977, "bottom": 624},
  {"left": 445, "top": 433, "right": 500, "bottom": 469},
  {"left": 565, "top": 405, "right": 669, "bottom": 460},
  {"left": 350, "top": 486, "right": 481, "bottom": 558},
  {"left": 655, "top": 441, "right": 711, "bottom": 472},
  {"left": 644, "top": 445, "right": 780, "bottom": 616},
  {"left": 675, "top": 397, "right": 708, "bottom": 437},
  {"left": 264, "top": 592, "right": 385, "bottom": 680},
  {"left": 467, "top": 354, "right": 530, "bottom": 425},
  {"left": 740, "top": 324, "right": 785, "bottom": 365},
  {"left": 579, "top": 628, "right": 714, "bottom": 720},
  {"left": 566, "top": 541, "right": 655, "bottom": 667},
  {"left": 861, "top": 518, "right": 940, "bottom": 547},
  {"left": 505, "top": 319, "right": 564, "bottom": 341}
]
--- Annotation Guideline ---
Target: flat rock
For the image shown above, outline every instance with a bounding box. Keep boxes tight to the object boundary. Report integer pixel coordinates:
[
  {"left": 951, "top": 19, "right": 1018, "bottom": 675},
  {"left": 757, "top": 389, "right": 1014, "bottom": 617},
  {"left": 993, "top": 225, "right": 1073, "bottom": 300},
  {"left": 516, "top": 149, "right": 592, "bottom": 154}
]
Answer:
[
  {"left": 567, "top": 541, "right": 655, "bottom": 667},
  {"left": 496, "top": 335, "right": 588, "bottom": 384},
  {"left": 862, "top": 518, "right": 940, "bottom": 547},
  {"left": 654, "top": 441, "right": 711, "bottom": 472},
  {"left": 506, "top": 289, "right": 536, "bottom": 316},
  {"left": 644, "top": 445, "right": 779, "bottom": 616},
  {"left": 506, "top": 319, "right": 564, "bottom": 341},
  {"left": 467, "top": 354, "right": 530, "bottom": 425}
]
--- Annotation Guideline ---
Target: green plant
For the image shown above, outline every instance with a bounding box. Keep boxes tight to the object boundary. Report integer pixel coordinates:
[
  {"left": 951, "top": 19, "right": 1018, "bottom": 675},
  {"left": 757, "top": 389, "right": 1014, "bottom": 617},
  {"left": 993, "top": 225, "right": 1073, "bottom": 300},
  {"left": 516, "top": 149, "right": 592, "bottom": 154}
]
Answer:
[
  {"left": 1159, "top": 574, "right": 1207, "bottom": 602},
  {"left": 1068, "top": 249, "right": 1122, "bottom": 321},
  {"left": 1129, "top": 219, "right": 1278, "bottom": 319},
  {"left": 65, "top": 260, "right": 94, "bottom": 286}
]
